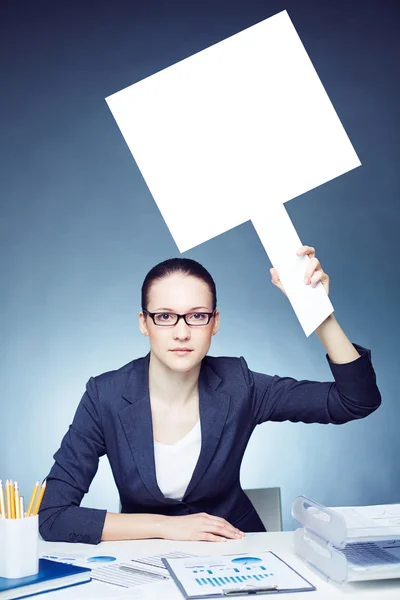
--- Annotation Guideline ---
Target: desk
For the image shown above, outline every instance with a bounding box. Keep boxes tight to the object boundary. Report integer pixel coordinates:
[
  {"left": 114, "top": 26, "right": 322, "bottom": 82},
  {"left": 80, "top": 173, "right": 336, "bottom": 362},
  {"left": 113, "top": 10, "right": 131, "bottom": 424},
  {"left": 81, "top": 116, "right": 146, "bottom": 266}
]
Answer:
[{"left": 38, "top": 532, "right": 400, "bottom": 599}]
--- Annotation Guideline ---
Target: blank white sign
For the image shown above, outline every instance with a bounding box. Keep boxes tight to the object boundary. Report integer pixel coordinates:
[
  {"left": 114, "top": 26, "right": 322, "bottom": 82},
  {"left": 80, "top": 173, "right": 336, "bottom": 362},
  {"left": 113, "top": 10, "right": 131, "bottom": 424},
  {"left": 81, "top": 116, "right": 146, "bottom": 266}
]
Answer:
[{"left": 106, "top": 10, "right": 360, "bottom": 336}]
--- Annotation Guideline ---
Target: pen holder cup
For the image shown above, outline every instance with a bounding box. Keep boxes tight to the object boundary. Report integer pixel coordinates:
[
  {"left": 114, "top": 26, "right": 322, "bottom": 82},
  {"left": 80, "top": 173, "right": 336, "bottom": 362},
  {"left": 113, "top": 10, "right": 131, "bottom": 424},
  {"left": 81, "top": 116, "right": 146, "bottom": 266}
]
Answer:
[{"left": 0, "top": 515, "right": 39, "bottom": 579}]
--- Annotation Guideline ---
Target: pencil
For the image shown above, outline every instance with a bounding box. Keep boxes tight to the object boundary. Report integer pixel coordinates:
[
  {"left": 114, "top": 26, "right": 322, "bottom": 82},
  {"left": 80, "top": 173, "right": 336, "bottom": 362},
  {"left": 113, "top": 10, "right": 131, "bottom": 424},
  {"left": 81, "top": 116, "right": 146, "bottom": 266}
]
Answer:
[
  {"left": 9, "top": 479, "right": 15, "bottom": 519},
  {"left": 26, "top": 481, "right": 39, "bottom": 518},
  {"left": 0, "top": 480, "right": 5, "bottom": 519},
  {"left": 20, "top": 495, "right": 25, "bottom": 518},
  {"left": 32, "top": 480, "right": 46, "bottom": 516},
  {"left": 6, "top": 480, "right": 11, "bottom": 519},
  {"left": 14, "top": 481, "right": 20, "bottom": 519}
]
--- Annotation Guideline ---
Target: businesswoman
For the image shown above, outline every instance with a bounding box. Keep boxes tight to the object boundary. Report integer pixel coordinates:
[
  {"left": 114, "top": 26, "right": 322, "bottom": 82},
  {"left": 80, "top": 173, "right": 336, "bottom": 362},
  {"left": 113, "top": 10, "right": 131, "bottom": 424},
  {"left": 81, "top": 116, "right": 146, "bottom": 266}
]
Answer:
[{"left": 39, "top": 246, "right": 381, "bottom": 545}]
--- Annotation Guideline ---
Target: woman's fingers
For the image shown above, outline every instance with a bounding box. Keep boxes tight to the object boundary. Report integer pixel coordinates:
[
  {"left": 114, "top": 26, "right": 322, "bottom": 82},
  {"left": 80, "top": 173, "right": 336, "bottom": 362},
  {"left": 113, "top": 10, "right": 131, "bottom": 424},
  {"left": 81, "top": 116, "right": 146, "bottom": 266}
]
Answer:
[
  {"left": 213, "top": 523, "right": 242, "bottom": 539},
  {"left": 168, "top": 513, "right": 245, "bottom": 543},
  {"left": 297, "top": 245, "right": 315, "bottom": 258},
  {"left": 301, "top": 253, "right": 329, "bottom": 293},
  {"left": 309, "top": 270, "right": 323, "bottom": 288},
  {"left": 203, "top": 518, "right": 241, "bottom": 540},
  {"left": 271, "top": 247, "right": 329, "bottom": 295},
  {"left": 201, "top": 532, "right": 229, "bottom": 542},
  {"left": 201, "top": 514, "right": 244, "bottom": 540},
  {"left": 304, "top": 257, "right": 321, "bottom": 284}
]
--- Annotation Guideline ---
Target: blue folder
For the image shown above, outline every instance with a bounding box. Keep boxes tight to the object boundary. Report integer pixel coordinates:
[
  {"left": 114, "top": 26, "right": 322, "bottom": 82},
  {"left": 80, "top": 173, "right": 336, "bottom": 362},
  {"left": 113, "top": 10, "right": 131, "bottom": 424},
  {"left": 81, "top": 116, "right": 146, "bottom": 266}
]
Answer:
[{"left": 0, "top": 559, "right": 91, "bottom": 600}]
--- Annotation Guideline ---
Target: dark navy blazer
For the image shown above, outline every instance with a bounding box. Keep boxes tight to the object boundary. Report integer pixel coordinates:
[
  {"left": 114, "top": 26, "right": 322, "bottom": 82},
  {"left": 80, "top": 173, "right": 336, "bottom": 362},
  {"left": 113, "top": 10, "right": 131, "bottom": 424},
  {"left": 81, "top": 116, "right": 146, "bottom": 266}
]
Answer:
[{"left": 39, "top": 345, "right": 381, "bottom": 544}]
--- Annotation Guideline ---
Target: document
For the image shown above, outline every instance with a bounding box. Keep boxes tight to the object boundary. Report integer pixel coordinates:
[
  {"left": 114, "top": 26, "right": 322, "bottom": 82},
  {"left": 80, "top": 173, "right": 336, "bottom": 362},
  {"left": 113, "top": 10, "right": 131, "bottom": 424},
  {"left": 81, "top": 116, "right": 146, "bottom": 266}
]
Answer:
[
  {"left": 41, "top": 550, "right": 196, "bottom": 589},
  {"left": 163, "top": 551, "right": 315, "bottom": 598},
  {"left": 329, "top": 504, "right": 400, "bottom": 538},
  {"left": 340, "top": 540, "right": 400, "bottom": 569}
]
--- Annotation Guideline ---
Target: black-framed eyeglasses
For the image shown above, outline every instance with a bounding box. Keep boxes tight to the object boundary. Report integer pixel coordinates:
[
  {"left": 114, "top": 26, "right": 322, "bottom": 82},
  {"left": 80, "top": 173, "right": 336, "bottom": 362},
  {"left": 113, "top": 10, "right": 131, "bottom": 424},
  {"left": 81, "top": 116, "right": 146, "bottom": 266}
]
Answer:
[{"left": 143, "top": 309, "right": 215, "bottom": 327}]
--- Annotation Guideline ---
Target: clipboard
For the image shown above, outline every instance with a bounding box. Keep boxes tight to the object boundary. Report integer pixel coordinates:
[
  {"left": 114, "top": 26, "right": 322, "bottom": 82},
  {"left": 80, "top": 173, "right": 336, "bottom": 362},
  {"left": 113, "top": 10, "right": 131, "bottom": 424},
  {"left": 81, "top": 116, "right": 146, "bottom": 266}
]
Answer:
[{"left": 162, "top": 551, "right": 316, "bottom": 598}]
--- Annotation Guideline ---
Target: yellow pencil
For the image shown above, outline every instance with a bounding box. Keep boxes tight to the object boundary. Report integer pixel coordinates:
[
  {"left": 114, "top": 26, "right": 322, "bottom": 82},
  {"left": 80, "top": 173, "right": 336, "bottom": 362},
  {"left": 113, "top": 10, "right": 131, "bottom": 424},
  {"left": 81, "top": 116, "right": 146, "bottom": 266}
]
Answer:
[
  {"left": 0, "top": 480, "right": 5, "bottom": 519},
  {"left": 14, "top": 482, "right": 20, "bottom": 519},
  {"left": 20, "top": 496, "right": 25, "bottom": 519},
  {"left": 9, "top": 480, "right": 15, "bottom": 519},
  {"left": 32, "top": 480, "right": 46, "bottom": 516},
  {"left": 26, "top": 481, "right": 39, "bottom": 518},
  {"left": 6, "top": 480, "right": 11, "bottom": 519}
]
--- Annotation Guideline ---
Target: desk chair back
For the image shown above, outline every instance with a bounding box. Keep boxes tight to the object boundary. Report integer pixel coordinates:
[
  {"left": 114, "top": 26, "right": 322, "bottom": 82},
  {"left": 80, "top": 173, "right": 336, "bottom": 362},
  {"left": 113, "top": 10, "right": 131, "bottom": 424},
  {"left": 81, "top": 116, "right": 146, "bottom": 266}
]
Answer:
[{"left": 244, "top": 487, "right": 282, "bottom": 532}]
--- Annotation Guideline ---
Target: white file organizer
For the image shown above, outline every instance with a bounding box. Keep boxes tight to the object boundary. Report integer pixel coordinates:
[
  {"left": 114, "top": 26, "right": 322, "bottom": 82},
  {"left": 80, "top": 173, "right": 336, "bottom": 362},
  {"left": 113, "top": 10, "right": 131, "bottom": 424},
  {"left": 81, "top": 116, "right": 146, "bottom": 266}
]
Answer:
[{"left": 291, "top": 496, "right": 400, "bottom": 584}]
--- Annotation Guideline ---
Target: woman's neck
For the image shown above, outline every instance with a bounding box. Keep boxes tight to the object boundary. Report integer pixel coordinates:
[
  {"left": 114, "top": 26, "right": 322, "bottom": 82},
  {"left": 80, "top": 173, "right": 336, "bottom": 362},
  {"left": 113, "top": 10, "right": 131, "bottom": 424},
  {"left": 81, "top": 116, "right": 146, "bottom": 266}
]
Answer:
[{"left": 148, "top": 351, "right": 201, "bottom": 407}]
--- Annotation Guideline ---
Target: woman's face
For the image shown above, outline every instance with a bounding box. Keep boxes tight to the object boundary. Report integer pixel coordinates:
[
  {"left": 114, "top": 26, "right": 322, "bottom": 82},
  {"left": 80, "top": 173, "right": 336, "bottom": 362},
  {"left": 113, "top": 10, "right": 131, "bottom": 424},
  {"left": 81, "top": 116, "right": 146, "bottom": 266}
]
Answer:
[{"left": 139, "top": 273, "right": 220, "bottom": 372}]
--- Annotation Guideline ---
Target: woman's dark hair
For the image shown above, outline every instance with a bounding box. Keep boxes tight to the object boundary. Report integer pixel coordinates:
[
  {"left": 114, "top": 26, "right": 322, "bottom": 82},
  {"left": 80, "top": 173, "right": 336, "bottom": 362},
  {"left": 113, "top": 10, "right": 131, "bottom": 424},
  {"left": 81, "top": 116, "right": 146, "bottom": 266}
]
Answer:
[{"left": 141, "top": 258, "right": 217, "bottom": 311}]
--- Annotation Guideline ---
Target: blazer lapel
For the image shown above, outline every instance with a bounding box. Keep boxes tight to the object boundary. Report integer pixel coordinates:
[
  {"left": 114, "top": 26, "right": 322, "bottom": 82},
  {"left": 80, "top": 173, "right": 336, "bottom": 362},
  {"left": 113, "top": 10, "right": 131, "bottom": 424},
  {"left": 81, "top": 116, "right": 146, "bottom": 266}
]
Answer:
[
  {"left": 184, "top": 358, "right": 231, "bottom": 499},
  {"left": 119, "top": 354, "right": 174, "bottom": 504}
]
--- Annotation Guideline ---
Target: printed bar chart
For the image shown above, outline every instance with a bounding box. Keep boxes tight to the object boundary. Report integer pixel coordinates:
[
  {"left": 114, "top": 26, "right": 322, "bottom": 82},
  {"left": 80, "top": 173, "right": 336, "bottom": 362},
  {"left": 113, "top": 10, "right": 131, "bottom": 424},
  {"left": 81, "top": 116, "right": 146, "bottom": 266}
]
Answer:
[{"left": 195, "top": 573, "right": 273, "bottom": 586}]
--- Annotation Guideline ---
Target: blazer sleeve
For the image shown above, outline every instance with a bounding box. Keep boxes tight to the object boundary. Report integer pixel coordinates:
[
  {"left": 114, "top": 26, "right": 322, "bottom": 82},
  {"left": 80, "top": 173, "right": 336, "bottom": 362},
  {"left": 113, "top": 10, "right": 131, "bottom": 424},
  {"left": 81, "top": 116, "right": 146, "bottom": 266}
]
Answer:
[
  {"left": 39, "top": 377, "right": 107, "bottom": 544},
  {"left": 243, "top": 344, "right": 382, "bottom": 425}
]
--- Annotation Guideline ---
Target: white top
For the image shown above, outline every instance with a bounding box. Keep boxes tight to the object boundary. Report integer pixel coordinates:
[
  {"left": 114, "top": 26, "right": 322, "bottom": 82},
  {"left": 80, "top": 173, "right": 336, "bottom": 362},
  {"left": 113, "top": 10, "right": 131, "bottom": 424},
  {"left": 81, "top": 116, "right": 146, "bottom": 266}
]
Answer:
[{"left": 154, "top": 420, "right": 201, "bottom": 500}]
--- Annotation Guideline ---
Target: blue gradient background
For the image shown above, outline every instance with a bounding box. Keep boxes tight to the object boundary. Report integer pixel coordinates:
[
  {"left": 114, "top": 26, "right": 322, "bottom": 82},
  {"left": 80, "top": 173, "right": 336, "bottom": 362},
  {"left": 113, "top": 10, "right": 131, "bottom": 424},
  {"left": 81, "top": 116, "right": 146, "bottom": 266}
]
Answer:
[{"left": 1, "top": 0, "right": 399, "bottom": 530}]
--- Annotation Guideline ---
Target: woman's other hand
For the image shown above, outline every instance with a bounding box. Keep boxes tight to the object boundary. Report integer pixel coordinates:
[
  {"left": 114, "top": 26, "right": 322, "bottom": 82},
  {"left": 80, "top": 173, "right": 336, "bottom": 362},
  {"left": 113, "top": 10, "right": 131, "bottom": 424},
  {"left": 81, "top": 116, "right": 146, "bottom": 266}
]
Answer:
[
  {"left": 161, "top": 512, "right": 245, "bottom": 542},
  {"left": 270, "top": 245, "right": 330, "bottom": 297}
]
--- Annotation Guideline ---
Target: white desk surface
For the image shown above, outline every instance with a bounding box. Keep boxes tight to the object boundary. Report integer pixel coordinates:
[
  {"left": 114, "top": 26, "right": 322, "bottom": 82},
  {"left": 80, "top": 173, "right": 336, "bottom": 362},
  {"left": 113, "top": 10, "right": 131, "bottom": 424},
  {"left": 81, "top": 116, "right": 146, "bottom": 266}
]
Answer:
[{"left": 38, "top": 532, "right": 400, "bottom": 599}]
